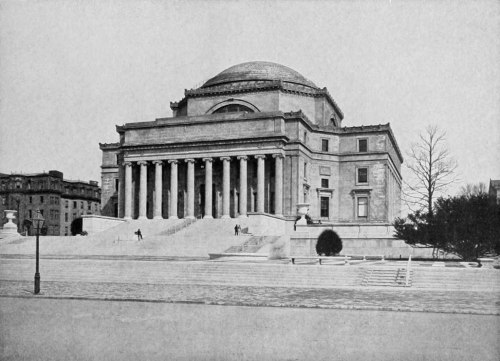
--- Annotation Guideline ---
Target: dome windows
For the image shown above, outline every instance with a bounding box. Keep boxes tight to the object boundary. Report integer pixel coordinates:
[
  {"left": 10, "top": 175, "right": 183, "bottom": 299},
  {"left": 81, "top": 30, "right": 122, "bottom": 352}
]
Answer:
[
  {"left": 207, "top": 99, "right": 259, "bottom": 114},
  {"left": 212, "top": 104, "right": 255, "bottom": 114}
]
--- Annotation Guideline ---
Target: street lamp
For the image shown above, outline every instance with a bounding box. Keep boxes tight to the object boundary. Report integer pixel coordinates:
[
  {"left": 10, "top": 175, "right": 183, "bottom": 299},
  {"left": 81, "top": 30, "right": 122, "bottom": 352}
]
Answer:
[{"left": 31, "top": 209, "right": 44, "bottom": 294}]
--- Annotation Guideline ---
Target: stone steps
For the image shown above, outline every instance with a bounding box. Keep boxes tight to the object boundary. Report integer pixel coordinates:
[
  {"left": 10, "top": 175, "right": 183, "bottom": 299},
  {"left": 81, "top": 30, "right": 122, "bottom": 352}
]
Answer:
[
  {"left": 361, "top": 268, "right": 411, "bottom": 287},
  {"left": 91, "top": 219, "right": 188, "bottom": 241},
  {"left": 1, "top": 258, "right": 498, "bottom": 291}
]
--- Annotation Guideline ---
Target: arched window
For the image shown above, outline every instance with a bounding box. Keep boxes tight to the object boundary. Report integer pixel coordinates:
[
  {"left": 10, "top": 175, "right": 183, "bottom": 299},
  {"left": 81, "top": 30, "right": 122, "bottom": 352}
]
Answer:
[{"left": 213, "top": 104, "right": 255, "bottom": 114}]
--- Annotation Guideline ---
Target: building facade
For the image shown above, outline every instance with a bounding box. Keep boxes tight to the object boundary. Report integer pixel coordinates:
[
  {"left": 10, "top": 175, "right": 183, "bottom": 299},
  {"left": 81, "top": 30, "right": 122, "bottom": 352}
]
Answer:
[
  {"left": 489, "top": 179, "right": 500, "bottom": 204},
  {"left": 100, "top": 62, "right": 402, "bottom": 224},
  {"left": 0, "top": 171, "right": 101, "bottom": 235}
]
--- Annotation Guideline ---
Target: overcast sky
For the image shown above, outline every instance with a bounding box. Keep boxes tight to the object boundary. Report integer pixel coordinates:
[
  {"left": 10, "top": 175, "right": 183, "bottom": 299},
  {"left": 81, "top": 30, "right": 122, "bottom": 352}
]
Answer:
[{"left": 1, "top": 0, "right": 499, "bottom": 198}]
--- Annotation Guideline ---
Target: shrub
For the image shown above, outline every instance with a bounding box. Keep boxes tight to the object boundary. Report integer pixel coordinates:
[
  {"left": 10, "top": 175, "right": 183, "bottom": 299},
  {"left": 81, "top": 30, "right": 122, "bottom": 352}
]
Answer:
[{"left": 316, "top": 230, "right": 342, "bottom": 256}]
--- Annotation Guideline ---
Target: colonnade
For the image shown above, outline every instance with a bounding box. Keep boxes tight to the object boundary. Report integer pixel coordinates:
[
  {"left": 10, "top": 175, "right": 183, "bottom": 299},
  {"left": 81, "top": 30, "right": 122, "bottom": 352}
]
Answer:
[{"left": 123, "top": 154, "right": 284, "bottom": 220}]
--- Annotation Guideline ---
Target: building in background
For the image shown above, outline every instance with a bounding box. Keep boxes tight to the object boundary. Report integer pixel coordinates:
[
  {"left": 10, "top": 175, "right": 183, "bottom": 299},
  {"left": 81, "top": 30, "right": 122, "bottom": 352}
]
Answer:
[
  {"left": 0, "top": 171, "right": 101, "bottom": 235},
  {"left": 100, "top": 61, "right": 402, "bottom": 226},
  {"left": 489, "top": 179, "right": 500, "bottom": 204}
]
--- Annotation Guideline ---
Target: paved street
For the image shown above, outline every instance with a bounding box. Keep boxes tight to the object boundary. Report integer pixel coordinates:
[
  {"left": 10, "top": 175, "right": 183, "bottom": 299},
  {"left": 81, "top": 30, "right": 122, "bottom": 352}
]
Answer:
[{"left": 1, "top": 297, "right": 499, "bottom": 361}]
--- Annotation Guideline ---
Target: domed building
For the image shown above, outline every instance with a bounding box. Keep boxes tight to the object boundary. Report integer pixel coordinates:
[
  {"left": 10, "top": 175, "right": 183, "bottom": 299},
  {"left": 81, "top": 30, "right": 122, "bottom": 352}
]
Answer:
[{"left": 99, "top": 61, "right": 402, "bottom": 235}]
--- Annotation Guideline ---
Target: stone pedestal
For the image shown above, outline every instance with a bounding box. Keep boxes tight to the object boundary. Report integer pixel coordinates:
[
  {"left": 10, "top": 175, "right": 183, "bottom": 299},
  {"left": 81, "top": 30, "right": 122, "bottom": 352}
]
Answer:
[
  {"left": 296, "top": 203, "right": 310, "bottom": 226},
  {"left": 1, "top": 210, "right": 19, "bottom": 235}
]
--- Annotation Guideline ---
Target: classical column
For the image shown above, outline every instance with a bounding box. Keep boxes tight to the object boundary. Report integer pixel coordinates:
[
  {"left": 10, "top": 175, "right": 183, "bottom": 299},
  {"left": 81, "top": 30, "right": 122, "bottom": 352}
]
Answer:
[
  {"left": 273, "top": 154, "right": 284, "bottom": 217},
  {"left": 221, "top": 156, "right": 231, "bottom": 218},
  {"left": 138, "top": 161, "right": 148, "bottom": 220},
  {"left": 185, "top": 159, "right": 195, "bottom": 219},
  {"left": 168, "top": 160, "right": 178, "bottom": 219},
  {"left": 203, "top": 158, "right": 213, "bottom": 219},
  {"left": 255, "top": 155, "right": 265, "bottom": 213},
  {"left": 153, "top": 160, "right": 163, "bottom": 219},
  {"left": 237, "top": 156, "right": 248, "bottom": 217},
  {"left": 124, "top": 161, "right": 133, "bottom": 220}
]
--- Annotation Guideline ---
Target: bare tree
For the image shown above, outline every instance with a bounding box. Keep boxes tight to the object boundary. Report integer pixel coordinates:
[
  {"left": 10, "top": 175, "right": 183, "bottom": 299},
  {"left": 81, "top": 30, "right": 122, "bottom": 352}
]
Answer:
[
  {"left": 404, "top": 125, "right": 457, "bottom": 215},
  {"left": 459, "top": 182, "right": 487, "bottom": 197}
]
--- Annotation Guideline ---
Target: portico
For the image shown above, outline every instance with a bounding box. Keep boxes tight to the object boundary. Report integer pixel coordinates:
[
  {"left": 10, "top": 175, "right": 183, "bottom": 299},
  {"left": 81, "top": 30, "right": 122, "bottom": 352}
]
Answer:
[{"left": 122, "top": 154, "right": 284, "bottom": 220}]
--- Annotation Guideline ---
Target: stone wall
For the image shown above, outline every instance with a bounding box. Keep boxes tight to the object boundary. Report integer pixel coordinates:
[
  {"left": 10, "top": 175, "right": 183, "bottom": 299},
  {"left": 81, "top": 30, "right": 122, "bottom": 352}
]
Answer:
[{"left": 82, "top": 215, "right": 125, "bottom": 236}]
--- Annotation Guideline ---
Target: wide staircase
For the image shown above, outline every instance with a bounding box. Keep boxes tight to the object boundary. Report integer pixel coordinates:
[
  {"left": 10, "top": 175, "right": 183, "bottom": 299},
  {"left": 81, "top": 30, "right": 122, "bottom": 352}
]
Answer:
[
  {"left": 155, "top": 218, "right": 254, "bottom": 256},
  {"left": 224, "top": 236, "right": 281, "bottom": 254},
  {"left": 91, "top": 218, "right": 192, "bottom": 242}
]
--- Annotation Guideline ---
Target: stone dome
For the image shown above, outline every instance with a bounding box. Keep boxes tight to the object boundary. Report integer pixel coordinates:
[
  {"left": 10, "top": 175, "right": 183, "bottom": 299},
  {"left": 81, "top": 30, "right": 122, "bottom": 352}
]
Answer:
[{"left": 201, "top": 61, "right": 318, "bottom": 90}]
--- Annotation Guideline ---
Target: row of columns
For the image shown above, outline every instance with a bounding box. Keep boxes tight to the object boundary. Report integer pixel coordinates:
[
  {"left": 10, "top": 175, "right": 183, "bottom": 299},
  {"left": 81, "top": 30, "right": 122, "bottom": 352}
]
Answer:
[{"left": 123, "top": 154, "right": 284, "bottom": 220}]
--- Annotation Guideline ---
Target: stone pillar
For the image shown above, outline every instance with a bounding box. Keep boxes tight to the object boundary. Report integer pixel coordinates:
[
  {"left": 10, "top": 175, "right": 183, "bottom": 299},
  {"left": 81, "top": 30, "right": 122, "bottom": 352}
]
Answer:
[
  {"left": 153, "top": 160, "right": 163, "bottom": 219},
  {"left": 124, "top": 161, "right": 133, "bottom": 220},
  {"left": 185, "top": 159, "right": 195, "bottom": 219},
  {"left": 221, "top": 156, "right": 231, "bottom": 218},
  {"left": 203, "top": 158, "right": 213, "bottom": 219},
  {"left": 255, "top": 155, "right": 265, "bottom": 213},
  {"left": 273, "top": 154, "right": 284, "bottom": 217},
  {"left": 237, "top": 156, "right": 248, "bottom": 218},
  {"left": 168, "top": 160, "right": 178, "bottom": 219},
  {"left": 138, "top": 161, "right": 148, "bottom": 220}
]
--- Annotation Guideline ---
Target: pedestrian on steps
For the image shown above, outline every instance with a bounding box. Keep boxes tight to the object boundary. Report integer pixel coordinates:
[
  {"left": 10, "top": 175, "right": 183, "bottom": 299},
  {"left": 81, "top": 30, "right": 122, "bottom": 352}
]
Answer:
[
  {"left": 136, "top": 229, "right": 143, "bottom": 241},
  {"left": 234, "top": 224, "right": 239, "bottom": 236}
]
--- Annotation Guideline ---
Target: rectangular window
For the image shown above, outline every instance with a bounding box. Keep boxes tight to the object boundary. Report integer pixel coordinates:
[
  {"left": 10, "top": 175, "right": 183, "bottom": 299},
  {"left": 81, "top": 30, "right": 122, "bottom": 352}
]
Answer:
[
  {"left": 321, "top": 178, "right": 329, "bottom": 188},
  {"left": 29, "top": 196, "right": 33, "bottom": 204},
  {"left": 304, "top": 162, "right": 307, "bottom": 179},
  {"left": 65, "top": 213, "right": 68, "bottom": 222},
  {"left": 73, "top": 201, "right": 77, "bottom": 208},
  {"left": 29, "top": 209, "right": 32, "bottom": 218},
  {"left": 358, "top": 139, "right": 368, "bottom": 152},
  {"left": 65, "top": 226, "right": 68, "bottom": 236},
  {"left": 40, "top": 196, "right": 44, "bottom": 204},
  {"left": 358, "top": 197, "right": 368, "bottom": 218},
  {"left": 321, "top": 139, "right": 329, "bottom": 152},
  {"left": 357, "top": 168, "right": 368, "bottom": 184},
  {"left": 320, "top": 197, "right": 329, "bottom": 218},
  {"left": 65, "top": 200, "right": 68, "bottom": 208},
  {"left": 81, "top": 201, "right": 84, "bottom": 209},
  {"left": 115, "top": 179, "right": 119, "bottom": 192}
]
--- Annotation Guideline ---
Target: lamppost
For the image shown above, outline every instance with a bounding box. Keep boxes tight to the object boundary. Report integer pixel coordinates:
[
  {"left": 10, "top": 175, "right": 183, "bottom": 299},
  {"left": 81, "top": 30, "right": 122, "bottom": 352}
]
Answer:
[{"left": 31, "top": 209, "right": 44, "bottom": 294}]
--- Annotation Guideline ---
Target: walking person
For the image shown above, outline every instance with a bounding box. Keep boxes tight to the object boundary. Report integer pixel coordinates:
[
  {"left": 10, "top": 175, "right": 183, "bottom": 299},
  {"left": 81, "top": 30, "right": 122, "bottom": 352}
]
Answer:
[
  {"left": 136, "top": 228, "right": 143, "bottom": 241},
  {"left": 234, "top": 224, "right": 239, "bottom": 236}
]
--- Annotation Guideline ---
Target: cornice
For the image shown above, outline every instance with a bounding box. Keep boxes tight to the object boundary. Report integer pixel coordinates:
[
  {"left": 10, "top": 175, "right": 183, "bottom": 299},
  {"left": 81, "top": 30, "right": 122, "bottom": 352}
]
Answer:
[
  {"left": 121, "top": 135, "right": 289, "bottom": 153},
  {"left": 99, "top": 142, "right": 120, "bottom": 150}
]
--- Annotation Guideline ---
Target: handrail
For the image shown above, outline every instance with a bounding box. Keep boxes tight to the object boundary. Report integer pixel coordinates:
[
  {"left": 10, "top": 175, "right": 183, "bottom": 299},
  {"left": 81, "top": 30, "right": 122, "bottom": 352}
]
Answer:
[
  {"left": 162, "top": 218, "right": 196, "bottom": 236},
  {"left": 405, "top": 255, "right": 412, "bottom": 287}
]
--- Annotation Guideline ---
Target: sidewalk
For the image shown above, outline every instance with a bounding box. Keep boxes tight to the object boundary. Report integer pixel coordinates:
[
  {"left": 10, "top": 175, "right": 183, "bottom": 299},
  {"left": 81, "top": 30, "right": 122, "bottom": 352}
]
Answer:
[{"left": 1, "top": 298, "right": 498, "bottom": 361}]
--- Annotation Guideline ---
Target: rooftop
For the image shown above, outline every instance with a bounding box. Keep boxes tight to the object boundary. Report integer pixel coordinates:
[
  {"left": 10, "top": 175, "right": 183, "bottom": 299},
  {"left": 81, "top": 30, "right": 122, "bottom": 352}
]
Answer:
[{"left": 201, "top": 61, "right": 318, "bottom": 90}]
